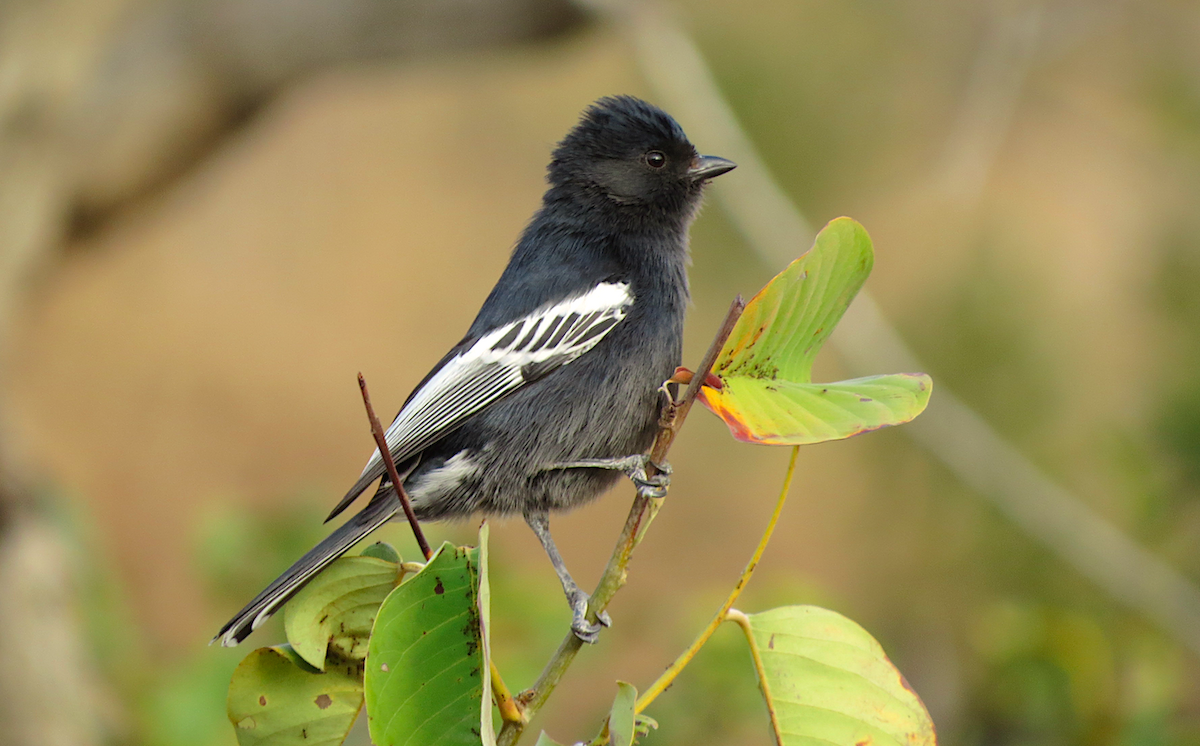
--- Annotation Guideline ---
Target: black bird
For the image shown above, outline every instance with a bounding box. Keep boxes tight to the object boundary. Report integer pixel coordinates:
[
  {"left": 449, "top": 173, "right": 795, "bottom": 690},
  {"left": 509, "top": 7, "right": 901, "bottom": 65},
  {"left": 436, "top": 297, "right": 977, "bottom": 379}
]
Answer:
[{"left": 214, "top": 95, "right": 735, "bottom": 646}]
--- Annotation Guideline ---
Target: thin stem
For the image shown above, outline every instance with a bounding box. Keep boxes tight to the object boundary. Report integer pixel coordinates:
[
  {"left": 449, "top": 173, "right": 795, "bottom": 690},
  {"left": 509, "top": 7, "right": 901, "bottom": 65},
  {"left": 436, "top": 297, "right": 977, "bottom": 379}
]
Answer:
[
  {"left": 634, "top": 445, "right": 799, "bottom": 712},
  {"left": 491, "top": 662, "right": 525, "bottom": 724},
  {"left": 496, "top": 297, "right": 746, "bottom": 746},
  {"left": 360, "top": 374, "right": 522, "bottom": 722},
  {"left": 358, "top": 373, "right": 432, "bottom": 561},
  {"left": 586, "top": 445, "right": 800, "bottom": 746},
  {"left": 725, "top": 609, "right": 784, "bottom": 746}
]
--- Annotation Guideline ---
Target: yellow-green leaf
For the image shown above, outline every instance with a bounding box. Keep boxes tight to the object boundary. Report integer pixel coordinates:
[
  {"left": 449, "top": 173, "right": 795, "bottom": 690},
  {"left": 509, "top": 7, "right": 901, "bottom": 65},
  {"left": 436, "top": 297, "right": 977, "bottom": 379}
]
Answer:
[
  {"left": 704, "top": 375, "right": 931, "bottom": 445},
  {"left": 360, "top": 541, "right": 402, "bottom": 564},
  {"left": 284, "top": 552, "right": 403, "bottom": 670},
  {"left": 227, "top": 645, "right": 363, "bottom": 746},
  {"left": 738, "top": 606, "right": 936, "bottom": 746},
  {"left": 700, "top": 217, "right": 931, "bottom": 444}
]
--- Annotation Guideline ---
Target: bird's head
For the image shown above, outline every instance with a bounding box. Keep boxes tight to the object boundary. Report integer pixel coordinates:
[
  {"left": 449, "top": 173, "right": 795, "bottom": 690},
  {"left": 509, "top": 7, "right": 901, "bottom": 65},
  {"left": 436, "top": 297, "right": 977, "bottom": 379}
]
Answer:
[{"left": 547, "top": 96, "right": 735, "bottom": 220}]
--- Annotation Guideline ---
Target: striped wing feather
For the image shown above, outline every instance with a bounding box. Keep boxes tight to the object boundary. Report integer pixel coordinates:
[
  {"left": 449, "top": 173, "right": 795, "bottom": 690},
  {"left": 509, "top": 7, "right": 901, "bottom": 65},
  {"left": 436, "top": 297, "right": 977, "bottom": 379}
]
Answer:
[{"left": 326, "top": 282, "right": 632, "bottom": 521}]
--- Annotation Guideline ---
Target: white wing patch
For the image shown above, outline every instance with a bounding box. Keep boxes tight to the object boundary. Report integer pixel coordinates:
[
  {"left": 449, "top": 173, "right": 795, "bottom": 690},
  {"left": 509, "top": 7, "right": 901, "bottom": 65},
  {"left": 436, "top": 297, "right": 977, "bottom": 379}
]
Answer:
[
  {"left": 358, "top": 281, "right": 633, "bottom": 480},
  {"left": 405, "top": 451, "right": 479, "bottom": 505}
]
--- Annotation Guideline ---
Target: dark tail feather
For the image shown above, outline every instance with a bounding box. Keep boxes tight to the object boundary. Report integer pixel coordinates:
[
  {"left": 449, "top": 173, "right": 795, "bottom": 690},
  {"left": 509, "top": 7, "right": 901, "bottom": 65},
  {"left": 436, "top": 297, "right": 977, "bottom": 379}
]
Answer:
[
  {"left": 212, "top": 498, "right": 397, "bottom": 647},
  {"left": 325, "top": 456, "right": 418, "bottom": 525}
]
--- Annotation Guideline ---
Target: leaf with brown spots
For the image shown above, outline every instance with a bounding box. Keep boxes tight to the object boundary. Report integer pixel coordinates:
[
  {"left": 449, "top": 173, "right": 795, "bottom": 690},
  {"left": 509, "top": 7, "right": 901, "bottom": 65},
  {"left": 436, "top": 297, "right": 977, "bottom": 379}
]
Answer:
[
  {"left": 284, "top": 545, "right": 406, "bottom": 671},
  {"left": 227, "top": 644, "right": 363, "bottom": 746},
  {"left": 699, "top": 218, "right": 932, "bottom": 445},
  {"left": 365, "top": 542, "right": 484, "bottom": 746}
]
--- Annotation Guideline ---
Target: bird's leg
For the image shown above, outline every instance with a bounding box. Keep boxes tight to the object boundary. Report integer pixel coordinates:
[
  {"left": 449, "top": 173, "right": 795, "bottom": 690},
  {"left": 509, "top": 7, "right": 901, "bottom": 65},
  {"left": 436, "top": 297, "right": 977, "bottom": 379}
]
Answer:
[
  {"left": 523, "top": 510, "right": 612, "bottom": 644},
  {"left": 546, "top": 454, "right": 671, "bottom": 499}
]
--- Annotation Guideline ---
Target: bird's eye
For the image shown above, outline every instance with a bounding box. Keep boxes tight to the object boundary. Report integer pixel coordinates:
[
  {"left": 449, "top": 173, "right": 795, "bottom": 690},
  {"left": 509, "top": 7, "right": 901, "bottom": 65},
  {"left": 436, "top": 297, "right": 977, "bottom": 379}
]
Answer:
[{"left": 646, "top": 151, "right": 667, "bottom": 169}]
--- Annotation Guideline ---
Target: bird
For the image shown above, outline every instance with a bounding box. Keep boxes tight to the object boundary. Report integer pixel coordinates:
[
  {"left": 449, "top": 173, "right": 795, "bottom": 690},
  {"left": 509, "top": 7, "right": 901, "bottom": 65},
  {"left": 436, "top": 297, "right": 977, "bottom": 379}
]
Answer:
[{"left": 213, "top": 95, "right": 735, "bottom": 647}]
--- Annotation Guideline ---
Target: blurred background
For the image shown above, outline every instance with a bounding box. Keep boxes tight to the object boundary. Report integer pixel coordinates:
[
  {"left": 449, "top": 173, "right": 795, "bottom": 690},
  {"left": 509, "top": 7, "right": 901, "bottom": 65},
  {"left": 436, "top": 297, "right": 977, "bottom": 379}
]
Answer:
[{"left": 2, "top": 0, "right": 1199, "bottom": 744}]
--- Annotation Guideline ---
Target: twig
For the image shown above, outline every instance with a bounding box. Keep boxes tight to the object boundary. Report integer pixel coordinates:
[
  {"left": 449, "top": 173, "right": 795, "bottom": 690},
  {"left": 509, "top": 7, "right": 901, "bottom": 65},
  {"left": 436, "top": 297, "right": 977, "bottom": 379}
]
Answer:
[
  {"left": 496, "top": 296, "right": 745, "bottom": 746},
  {"left": 491, "top": 664, "right": 525, "bottom": 725},
  {"left": 587, "top": 445, "right": 800, "bottom": 746},
  {"left": 650, "top": 296, "right": 747, "bottom": 466},
  {"left": 360, "top": 374, "right": 523, "bottom": 722},
  {"left": 634, "top": 446, "right": 798, "bottom": 712},
  {"left": 358, "top": 373, "right": 431, "bottom": 561}
]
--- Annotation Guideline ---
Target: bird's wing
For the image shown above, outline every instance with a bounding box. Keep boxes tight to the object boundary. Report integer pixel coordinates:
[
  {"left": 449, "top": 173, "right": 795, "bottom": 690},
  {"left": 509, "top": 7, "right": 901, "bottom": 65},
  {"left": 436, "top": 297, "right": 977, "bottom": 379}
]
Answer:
[{"left": 326, "top": 280, "right": 633, "bottom": 521}]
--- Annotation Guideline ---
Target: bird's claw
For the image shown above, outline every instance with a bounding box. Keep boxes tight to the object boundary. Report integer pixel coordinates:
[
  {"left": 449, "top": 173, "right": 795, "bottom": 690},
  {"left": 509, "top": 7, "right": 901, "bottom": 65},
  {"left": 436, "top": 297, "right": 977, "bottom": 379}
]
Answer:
[
  {"left": 626, "top": 455, "right": 671, "bottom": 499},
  {"left": 567, "top": 588, "right": 610, "bottom": 644},
  {"left": 633, "top": 476, "right": 668, "bottom": 499}
]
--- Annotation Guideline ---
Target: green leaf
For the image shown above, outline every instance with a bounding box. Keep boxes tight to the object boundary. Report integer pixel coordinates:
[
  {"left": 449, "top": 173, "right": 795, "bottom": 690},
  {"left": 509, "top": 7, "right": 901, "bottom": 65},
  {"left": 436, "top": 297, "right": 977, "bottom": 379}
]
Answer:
[
  {"left": 284, "top": 554, "right": 402, "bottom": 670},
  {"left": 737, "top": 606, "right": 936, "bottom": 746},
  {"left": 365, "top": 542, "right": 484, "bottom": 746},
  {"left": 361, "top": 541, "right": 402, "bottom": 563},
  {"left": 227, "top": 645, "right": 363, "bottom": 746},
  {"left": 609, "top": 681, "right": 638, "bottom": 746},
  {"left": 700, "top": 217, "right": 931, "bottom": 444}
]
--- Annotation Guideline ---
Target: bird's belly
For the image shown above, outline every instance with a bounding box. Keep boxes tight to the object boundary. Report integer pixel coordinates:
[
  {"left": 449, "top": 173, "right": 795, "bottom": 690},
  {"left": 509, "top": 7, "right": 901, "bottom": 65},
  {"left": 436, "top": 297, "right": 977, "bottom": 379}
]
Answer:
[{"left": 410, "top": 343, "right": 673, "bottom": 520}]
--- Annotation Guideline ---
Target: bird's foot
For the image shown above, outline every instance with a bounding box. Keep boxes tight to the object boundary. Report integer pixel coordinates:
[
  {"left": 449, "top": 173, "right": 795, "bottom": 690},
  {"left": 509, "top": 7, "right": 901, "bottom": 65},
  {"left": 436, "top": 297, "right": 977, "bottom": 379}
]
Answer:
[
  {"left": 626, "top": 454, "right": 671, "bottom": 499},
  {"left": 567, "top": 587, "right": 611, "bottom": 644},
  {"left": 548, "top": 453, "right": 671, "bottom": 499}
]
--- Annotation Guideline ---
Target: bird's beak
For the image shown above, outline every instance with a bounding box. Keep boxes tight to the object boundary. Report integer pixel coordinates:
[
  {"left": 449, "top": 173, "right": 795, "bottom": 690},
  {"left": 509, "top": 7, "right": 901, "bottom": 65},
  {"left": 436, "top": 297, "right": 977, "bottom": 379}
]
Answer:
[{"left": 688, "top": 155, "right": 737, "bottom": 182}]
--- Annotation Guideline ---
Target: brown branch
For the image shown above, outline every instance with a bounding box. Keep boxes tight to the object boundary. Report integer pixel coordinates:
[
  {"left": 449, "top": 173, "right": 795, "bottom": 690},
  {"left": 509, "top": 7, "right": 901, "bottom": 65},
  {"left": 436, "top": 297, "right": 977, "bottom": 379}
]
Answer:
[
  {"left": 358, "top": 373, "right": 432, "bottom": 561},
  {"left": 497, "top": 295, "right": 746, "bottom": 746},
  {"left": 651, "top": 295, "right": 746, "bottom": 465},
  {"left": 360, "top": 375, "right": 524, "bottom": 722}
]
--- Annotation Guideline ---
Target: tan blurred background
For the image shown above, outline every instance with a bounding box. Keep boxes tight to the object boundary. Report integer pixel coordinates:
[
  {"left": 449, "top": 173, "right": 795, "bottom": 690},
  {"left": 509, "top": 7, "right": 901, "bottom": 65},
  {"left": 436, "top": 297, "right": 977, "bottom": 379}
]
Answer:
[{"left": 2, "top": 0, "right": 1199, "bottom": 744}]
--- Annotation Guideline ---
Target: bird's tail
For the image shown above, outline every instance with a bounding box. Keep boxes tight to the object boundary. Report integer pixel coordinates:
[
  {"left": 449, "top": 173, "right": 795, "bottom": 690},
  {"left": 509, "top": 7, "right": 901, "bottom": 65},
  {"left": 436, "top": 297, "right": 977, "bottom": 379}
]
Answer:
[{"left": 212, "top": 497, "right": 397, "bottom": 647}]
